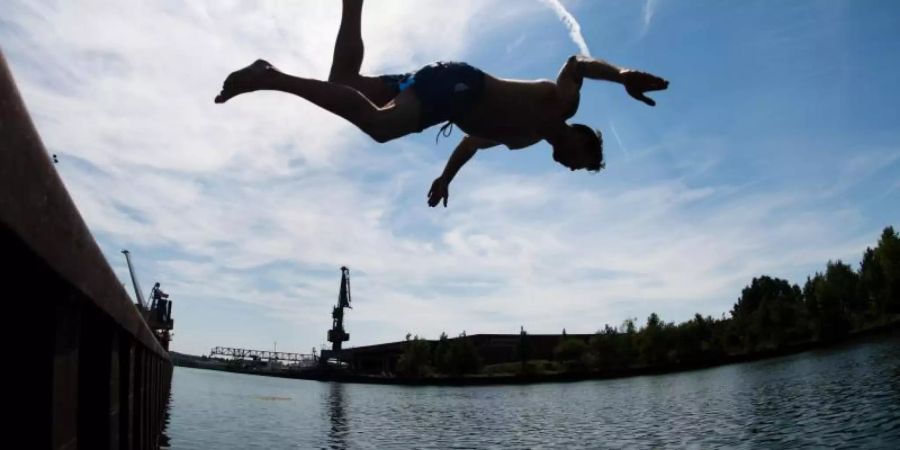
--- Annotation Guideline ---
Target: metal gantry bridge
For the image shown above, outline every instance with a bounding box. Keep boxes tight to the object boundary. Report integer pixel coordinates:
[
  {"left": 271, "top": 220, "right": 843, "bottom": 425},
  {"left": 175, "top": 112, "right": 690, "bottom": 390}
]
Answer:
[
  {"left": 209, "top": 346, "right": 317, "bottom": 366},
  {"left": 210, "top": 267, "right": 353, "bottom": 369}
]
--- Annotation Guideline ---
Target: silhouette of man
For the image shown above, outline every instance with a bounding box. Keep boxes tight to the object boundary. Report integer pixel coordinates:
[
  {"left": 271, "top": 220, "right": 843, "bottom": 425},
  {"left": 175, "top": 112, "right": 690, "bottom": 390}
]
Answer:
[{"left": 215, "top": 0, "right": 668, "bottom": 207}]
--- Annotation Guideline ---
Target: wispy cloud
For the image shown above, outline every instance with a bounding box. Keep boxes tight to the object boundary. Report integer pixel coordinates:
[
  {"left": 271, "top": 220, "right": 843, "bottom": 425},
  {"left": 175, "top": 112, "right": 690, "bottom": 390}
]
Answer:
[
  {"left": 608, "top": 121, "right": 630, "bottom": 158},
  {"left": 506, "top": 34, "right": 528, "bottom": 56},
  {"left": 539, "top": 0, "right": 591, "bottom": 56},
  {"left": 642, "top": 0, "right": 659, "bottom": 37}
]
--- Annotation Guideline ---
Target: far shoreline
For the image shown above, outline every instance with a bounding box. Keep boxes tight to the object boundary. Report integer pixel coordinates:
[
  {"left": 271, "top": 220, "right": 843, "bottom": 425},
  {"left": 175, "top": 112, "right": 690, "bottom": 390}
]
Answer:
[{"left": 174, "top": 319, "right": 900, "bottom": 387}]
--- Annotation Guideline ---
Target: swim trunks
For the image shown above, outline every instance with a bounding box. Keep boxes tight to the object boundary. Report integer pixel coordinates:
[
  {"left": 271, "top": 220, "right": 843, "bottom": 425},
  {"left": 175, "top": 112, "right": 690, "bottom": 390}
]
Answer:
[{"left": 379, "top": 61, "right": 485, "bottom": 131}]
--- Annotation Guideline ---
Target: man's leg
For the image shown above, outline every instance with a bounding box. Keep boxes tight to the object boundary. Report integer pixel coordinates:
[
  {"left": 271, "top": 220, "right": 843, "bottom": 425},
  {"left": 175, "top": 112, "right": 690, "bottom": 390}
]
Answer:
[
  {"left": 215, "top": 60, "right": 419, "bottom": 143},
  {"left": 329, "top": 0, "right": 364, "bottom": 83},
  {"left": 328, "top": 0, "right": 397, "bottom": 107}
]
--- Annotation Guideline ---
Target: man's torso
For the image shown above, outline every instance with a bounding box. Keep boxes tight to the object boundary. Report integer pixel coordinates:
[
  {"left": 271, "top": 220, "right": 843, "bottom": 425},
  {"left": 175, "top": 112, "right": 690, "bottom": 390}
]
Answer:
[
  {"left": 382, "top": 62, "right": 576, "bottom": 149},
  {"left": 456, "top": 74, "right": 573, "bottom": 149}
]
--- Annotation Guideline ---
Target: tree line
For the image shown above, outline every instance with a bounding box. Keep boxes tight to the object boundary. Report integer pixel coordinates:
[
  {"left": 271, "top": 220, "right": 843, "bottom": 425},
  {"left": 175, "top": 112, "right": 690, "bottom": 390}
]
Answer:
[{"left": 397, "top": 226, "right": 900, "bottom": 377}]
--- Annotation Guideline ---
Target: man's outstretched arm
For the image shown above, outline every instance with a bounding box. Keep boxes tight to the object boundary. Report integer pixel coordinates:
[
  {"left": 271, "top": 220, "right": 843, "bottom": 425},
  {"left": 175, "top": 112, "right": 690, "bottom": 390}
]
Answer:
[
  {"left": 557, "top": 55, "right": 669, "bottom": 106},
  {"left": 428, "top": 136, "right": 498, "bottom": 207}
]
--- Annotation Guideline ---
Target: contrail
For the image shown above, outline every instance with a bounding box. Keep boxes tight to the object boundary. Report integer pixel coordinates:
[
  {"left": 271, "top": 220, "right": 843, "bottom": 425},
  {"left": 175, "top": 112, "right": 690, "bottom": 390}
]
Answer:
[
  {"left": 540, "top": 0, "right": 591, "bottom": 56},
  {"left": 609, "top": 121, "right": 630, "bottom": 158},
  {"left": 642, "top": 0, "right": 659, "bottom": 36}
]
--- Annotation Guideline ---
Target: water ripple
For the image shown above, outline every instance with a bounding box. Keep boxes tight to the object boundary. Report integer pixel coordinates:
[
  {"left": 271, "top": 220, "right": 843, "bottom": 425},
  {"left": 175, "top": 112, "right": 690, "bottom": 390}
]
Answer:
[{"left": 167, "top": 335, "right": 900, "bottom": 449}]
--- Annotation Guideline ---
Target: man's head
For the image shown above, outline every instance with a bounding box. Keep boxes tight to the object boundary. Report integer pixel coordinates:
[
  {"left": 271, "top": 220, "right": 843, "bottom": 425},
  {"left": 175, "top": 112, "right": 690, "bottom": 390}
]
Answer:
[{"left": 552, "top": 124, "right": 604, "bottom": 172}]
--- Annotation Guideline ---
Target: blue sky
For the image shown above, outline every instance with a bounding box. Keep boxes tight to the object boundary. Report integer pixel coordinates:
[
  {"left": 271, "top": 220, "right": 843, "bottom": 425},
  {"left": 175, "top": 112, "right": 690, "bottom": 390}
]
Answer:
[{"left": 2, "top": 0, "right": 898, "bottom": 355}]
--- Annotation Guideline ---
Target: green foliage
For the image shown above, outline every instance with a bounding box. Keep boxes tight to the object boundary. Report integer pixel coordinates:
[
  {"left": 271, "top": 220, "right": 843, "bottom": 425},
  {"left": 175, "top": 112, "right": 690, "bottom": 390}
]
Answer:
[
  {"left": 554, "top": 337, "right": 587, "bottom": 362},
  {"left": 588, "top": 226, "right": 895, "bottom": 369},
  {"left": 858, "top": 248, "right": 885, "bottom": 315},
  {"left": 878, "top": 227, "right": 900, "bottom": 312},
  {"left": 730, "top": 276, "right": 805, "bottom": 350},
  {"left": 670, "top": 314, "right": 717, "bottom": 363},
  {"left": 482, "top": 360, "right": 559, "bottom": 376},
  {"left": 399, "top": 226, "right": 899, "bottom": 378},
  {"left": 804, "top": 261, "right": 858, "bottom": 341},
  {"left": 432, "top": 332, "right": 482, "bottom": 376},
  {"left": 397, "top": 335, "right": 433, "bottom": 377},
  {"left": 859, "top": 227, "right": 900, "bottom": 315},
  {"left": 588, "top": 325, "right": 622, "bottom": 370},
  {"left": 636, "top": 313, "right": 664, "bottom": 365},
  {"left": 433, "top": 332, "right": 451, "bottom": 373},
  {"left": 445, "top": 333, "right": 482, "bottom": 375}
]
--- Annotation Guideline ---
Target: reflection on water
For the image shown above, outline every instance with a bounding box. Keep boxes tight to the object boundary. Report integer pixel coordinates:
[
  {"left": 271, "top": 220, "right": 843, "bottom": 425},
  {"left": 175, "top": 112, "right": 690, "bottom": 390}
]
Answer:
[
  {"left": 327, "top": 383, "right": 348, "bottom": 450},
  {"left": 167, "top": 334, "right": 900, "bottom": 449}
]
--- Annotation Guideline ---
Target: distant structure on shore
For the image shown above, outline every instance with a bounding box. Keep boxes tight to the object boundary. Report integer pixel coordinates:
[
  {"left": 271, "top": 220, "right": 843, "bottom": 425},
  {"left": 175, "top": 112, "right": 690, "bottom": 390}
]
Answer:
[
  {"left": 205, "top": 266, "right": 355, "bottom": 371},
  {"left": 321, "top": 266, "right": 353, "bottom": 365},
  {"left": 122, "top": 249, "right": 174, "bottom": 350}
]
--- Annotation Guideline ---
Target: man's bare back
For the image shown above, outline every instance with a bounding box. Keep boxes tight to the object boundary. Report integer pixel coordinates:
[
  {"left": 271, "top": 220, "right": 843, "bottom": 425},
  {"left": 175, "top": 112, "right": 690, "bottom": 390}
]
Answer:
[
  {"left": 456, "top": 76, "right": 560, "bottom": 150},
  {"left": 214, "top": 0, "right": 668, "bottom": 207}
]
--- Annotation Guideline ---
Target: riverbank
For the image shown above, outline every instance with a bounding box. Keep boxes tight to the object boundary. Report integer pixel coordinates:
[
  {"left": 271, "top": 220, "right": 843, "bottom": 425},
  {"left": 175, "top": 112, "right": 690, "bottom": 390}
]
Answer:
[
  {"left": 174, "top": 318, "right": 900, "bottom": 386},
  {"left": 318, "top": 319, "right": 900, "bottom": 386},
  {"left": 168, "top": 333, "right": 900, "bottom": 448}
]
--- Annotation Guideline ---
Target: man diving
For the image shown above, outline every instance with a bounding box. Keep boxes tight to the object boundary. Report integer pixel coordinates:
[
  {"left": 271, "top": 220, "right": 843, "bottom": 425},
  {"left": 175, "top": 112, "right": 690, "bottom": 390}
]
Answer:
[{"left": 214, "top": 0, "right": 669, "bottom": 207}]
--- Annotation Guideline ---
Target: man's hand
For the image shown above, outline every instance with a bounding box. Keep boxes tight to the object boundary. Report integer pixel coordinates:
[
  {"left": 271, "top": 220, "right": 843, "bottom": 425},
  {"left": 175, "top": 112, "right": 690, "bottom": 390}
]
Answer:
[
  {"left": 427, "top": 176, "right": 449, "bottom": 208},
  {"left": 621, "top": 70, "right": 669, "bottom": 106}
]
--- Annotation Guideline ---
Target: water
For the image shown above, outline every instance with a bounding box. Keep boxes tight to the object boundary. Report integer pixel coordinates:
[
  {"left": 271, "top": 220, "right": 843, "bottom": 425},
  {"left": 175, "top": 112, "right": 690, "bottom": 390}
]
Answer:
[{"left": 167, "top": 335, "right": 900, "bottom": 449}]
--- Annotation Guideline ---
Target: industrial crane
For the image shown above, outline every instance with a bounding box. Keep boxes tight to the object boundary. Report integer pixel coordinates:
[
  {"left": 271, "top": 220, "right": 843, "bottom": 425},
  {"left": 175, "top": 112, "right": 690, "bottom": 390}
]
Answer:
[{"left": 121, "top": 249, "right": 174, "bottom": 350}]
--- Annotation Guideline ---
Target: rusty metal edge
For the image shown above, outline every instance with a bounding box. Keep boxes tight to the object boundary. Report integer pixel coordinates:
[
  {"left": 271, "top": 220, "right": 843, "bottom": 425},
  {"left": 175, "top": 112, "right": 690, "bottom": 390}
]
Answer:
[{"left": 0, "top": 49, "right": 169, "bottom": 360}]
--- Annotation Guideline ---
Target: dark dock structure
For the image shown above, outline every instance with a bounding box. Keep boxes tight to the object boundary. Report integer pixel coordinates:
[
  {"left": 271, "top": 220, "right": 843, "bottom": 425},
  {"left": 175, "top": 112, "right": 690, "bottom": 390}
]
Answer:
[
  {"left": 2, "top": 50, "right": 173, "bottom": 449},
  {"left": 345, "top": 333, "right": 593, "bottom": 375}
]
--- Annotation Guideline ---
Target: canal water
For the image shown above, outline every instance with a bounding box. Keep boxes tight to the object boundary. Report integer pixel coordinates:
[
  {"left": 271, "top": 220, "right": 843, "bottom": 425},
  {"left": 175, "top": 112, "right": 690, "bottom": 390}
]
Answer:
[{"left": 167, "top": 334, "right": 900, "bottom": 449}]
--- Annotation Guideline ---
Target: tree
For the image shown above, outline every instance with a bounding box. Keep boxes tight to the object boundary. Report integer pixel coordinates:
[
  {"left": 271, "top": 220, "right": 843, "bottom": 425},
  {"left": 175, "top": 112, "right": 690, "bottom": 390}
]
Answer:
[
  {"left": 588, "top": 324, "right": 622, "bottom": 370},
  {"left": 803, "top": 275, "right": 820, "bottom": 319},
  {"left": 878, "top": 227, "right": 900, "bottom": 313},
  {"left": 638, "top": 313, "right": 669, "bottom": 365},
  {"left": 858, "top": 247, "right": 885, "bottom": 315},
  {"left": 443, "top": 332, "right": 481, "bottom": 375},
  {"left": 672, "top": 313, "right": 714, "bottom": 363},
  {"left": 866, "top": 227, "right": 900, "bottom": 314},
  {"left": 617, "top": 318, "right": 638, "bottom": 367},
  {"left": 731, "top": 276, "right": 803, "bottom": 350},
  {"left": 804, "top": 261, "right": 857, "bottom": 341},
  {"left": 433, "top": 332, "right": 451, "bottom": 374},
  {"left": 554, "top": 337, "right": 587, "bottom": 363},
  {"left": 397, "top": 335, "right": 432, "bottom": 377}
]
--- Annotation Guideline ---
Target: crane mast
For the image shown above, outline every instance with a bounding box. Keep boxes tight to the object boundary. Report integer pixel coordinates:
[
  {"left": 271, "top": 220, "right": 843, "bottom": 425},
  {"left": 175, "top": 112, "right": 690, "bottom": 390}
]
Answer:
[{"left": 121, "top": 249, "right": 146, "bottom": 309}]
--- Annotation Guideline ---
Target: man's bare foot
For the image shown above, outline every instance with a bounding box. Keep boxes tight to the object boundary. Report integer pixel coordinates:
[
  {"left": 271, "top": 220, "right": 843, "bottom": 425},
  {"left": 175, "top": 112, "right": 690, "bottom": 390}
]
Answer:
[{"left": 214, "top": 59, "right": 278, "bottom": 104}]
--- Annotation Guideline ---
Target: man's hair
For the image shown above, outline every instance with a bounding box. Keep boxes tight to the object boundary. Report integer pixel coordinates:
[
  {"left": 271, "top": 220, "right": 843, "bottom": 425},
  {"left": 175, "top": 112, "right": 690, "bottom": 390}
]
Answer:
[{"left": 570, "top": 123, "right": 605, "bottom": 172}]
